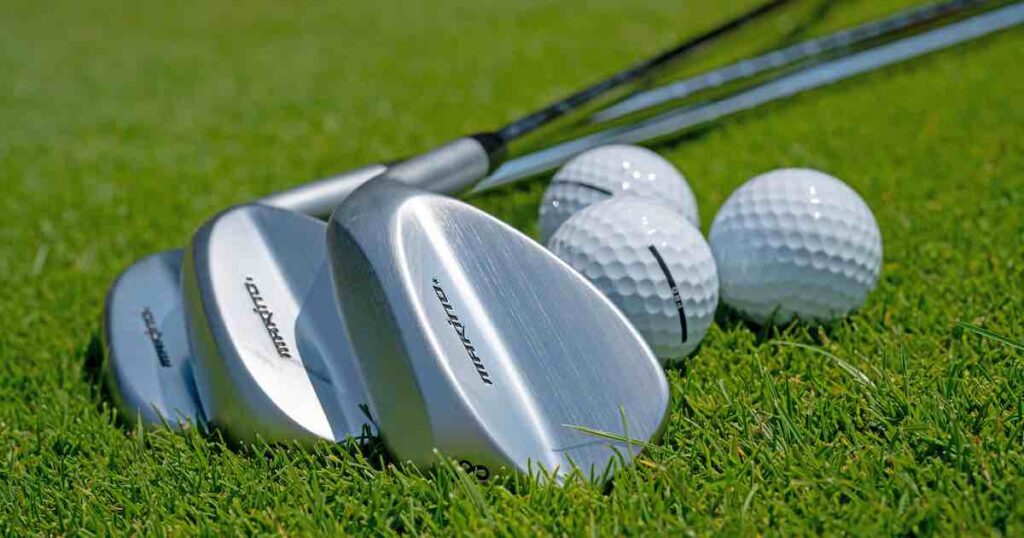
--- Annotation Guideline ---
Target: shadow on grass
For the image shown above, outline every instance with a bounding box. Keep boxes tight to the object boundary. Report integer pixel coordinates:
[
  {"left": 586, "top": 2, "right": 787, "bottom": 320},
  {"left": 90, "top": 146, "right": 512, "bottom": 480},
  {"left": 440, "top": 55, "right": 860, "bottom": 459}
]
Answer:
[
  {"left": 713, "top": 302, "right": 846, "bottom": 348},
  {"left": 81, "top": 329, "right": 121, "bottom": 423}
]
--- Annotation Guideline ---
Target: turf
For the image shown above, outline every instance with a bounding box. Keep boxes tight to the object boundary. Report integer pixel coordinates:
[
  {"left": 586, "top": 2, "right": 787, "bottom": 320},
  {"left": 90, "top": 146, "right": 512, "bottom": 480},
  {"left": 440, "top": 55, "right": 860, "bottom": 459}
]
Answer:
[{"left": 1, "top": 0, "right": 1022, "bottom": 534}]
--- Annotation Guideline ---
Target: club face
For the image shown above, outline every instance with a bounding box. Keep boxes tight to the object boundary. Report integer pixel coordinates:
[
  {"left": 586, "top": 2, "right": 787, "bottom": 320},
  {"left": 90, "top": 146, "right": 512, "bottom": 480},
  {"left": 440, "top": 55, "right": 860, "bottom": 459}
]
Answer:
[
  {"left": 183, "top": 204, "right": 373, "bottom": 444},
  {"left": 103, "top": 250, "right": 205, "bottom": 428},
  {"left": 328, "top": 179, "right": 670, "bottom": 481}
]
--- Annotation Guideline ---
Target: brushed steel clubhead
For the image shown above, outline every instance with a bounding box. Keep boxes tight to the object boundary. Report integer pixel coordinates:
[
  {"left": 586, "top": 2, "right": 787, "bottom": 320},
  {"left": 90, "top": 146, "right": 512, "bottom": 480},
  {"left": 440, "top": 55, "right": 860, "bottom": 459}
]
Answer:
[
  {"left": 101, "top": 165, "right": 385, "bottom": 432},
  {"left": 183, "top": 204, "right": 373, "bottom": 444},
  {"left": 327, "top": 179, "right": 670, "bottom": 480},
  {"left": 103, "top": 251, "right": 206, "bottom": 427}
]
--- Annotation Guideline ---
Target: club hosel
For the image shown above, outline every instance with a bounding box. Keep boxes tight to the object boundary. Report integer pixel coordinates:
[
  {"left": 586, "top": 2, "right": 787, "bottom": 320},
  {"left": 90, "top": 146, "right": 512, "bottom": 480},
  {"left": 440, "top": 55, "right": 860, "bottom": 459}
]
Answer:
[
  {"left": 375, "top": 133, "right": 506, "bottom": 196},
  {"left": 257, "top": 164, "right": 389, "bottom": 219}
]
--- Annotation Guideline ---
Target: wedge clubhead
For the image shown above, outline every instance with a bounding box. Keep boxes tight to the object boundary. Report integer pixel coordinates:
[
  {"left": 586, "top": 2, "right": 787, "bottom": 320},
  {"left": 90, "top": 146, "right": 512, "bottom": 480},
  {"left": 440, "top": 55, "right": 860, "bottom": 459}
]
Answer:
[
  {"left": 183, "top": 204, "right": 373, "bottom": 444},
  {"left": 327, "top": 179, "right": 670, "bottom": 479},
  {"left": 102, "top": 165, "right": 386, "bottom": 430},
  {"left": 103, "top": 250, "right": 205, "bottom": 427}
]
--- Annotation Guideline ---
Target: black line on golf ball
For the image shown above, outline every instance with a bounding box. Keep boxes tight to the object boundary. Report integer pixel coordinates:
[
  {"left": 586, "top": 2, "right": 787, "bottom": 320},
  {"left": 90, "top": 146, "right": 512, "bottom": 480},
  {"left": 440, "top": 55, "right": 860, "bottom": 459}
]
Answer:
[
  {"left": 647, "top": 245, "right": 687, "bottom": 343},
  {"left": 552, "top": 179, "right": 614, "bottom": 196}
]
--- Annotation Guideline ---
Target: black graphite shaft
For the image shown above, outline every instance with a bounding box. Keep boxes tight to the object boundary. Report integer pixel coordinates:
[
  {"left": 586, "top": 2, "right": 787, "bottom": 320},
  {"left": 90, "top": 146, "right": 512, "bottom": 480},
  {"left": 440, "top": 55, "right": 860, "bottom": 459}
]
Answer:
[{"left": 494, "top": 0, "right": 793, "bottom": 143}]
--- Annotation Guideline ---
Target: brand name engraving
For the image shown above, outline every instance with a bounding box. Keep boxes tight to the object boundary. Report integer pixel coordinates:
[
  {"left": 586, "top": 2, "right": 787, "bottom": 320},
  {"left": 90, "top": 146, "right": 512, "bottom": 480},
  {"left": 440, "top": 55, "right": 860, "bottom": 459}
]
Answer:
[
  {"left": 140, "top": 307, "right": 172, "bottom": 368},
  {"left": 432, "top": 278, "right": 493, "bottom": 386},
  {"left": 244, "top": 276, "right": 293, "bottom": 358}
]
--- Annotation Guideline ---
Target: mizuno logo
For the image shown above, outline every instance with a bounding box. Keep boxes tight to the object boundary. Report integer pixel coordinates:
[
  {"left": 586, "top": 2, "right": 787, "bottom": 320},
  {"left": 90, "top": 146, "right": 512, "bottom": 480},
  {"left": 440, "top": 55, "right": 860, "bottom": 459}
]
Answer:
[
  {"left": 140, "top": 307, "right": 171, "bottom": 368},
  {"left": 244, "top": 276, "right": 293, "bottom": 359},
  {"left": 432, "top": 278, "right": 493, "bottom": 386}
]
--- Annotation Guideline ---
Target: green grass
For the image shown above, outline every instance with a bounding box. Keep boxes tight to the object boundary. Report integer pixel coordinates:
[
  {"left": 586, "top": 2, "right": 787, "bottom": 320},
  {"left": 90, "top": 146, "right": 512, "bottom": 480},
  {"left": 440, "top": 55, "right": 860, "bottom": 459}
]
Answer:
[{"left": 2, "top": 0, "right": 1023, "bottom": 534}]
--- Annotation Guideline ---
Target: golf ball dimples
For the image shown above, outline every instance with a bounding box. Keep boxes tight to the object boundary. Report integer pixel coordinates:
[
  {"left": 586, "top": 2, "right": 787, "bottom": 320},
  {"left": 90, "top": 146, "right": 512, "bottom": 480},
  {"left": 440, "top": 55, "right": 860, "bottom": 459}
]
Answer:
[
  {"left": 548, "top": 196, "right": 718, "bottom": 363},
  {"left": 708, "top": 168, "right": 882, "bottom": 325},
  {"left": 538, "top": 144, "right": 699, "bottom": 242}
]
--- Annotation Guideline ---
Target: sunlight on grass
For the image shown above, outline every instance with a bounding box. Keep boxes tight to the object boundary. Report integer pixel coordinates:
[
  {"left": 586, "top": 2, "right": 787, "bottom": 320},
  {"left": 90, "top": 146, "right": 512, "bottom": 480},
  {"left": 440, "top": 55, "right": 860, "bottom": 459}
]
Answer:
[{"left": 0, "top": 0, "right": 1021, "bottom": 534}]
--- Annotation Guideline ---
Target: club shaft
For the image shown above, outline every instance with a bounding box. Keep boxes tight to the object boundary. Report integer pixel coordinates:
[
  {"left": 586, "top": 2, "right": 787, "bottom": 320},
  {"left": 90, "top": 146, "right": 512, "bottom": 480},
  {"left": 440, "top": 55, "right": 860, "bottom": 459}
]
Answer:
[
  {"left": 496, "top": 0, "right": 792, "bottom": 142},
  {"left": 256, "top": 164, "right": 389, "bottom": 219},
  {"left": 594, "top": 0, "right": 992, "bottom": 122},
  {"left": 476, "top": 3, "right": 1024, "bottom": 191}
]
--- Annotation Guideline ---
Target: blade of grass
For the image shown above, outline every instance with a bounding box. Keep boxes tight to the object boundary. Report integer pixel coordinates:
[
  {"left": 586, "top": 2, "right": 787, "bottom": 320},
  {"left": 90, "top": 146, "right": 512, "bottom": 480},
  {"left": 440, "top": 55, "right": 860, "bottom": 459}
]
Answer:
[
  {"left": 773, "top": 341, "right": 876, "bottom": 389},
  {"left": 956, "top": 322, "right": 1024, "bottom": 352}
]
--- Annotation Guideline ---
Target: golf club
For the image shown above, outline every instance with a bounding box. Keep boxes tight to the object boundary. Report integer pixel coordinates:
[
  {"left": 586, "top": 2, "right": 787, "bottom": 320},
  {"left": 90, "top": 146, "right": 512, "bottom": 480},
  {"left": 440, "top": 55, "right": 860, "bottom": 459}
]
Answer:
[
  {"left": 329, "top": 178, "right": 668, "bottom": 480},
  {"left": 324, "top": 2, "right": 1023, "bottom": 480},
  {"left": 171, "top": 0, "right": 791, "bottom": 443}
]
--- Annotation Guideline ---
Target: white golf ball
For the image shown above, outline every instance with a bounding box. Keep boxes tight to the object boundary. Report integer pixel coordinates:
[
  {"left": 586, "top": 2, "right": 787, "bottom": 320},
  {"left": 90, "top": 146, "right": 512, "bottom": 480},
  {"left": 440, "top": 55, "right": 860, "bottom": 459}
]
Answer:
[
  {"left": 538, "top": 144, "right": 699, "bottom": 243},
  {"left": 708, "top": 168, "right": 883, "bottom": 325},
  {"left": 548, "top": 196, "right": 718, "bottom": 363}
]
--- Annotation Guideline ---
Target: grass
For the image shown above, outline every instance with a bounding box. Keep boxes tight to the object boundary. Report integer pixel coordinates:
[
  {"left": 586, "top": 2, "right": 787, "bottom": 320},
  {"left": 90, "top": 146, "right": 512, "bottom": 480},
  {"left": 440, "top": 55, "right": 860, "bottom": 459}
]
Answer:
[{"left": 1, "top": 0, "right": 1022, "bottom": 534}]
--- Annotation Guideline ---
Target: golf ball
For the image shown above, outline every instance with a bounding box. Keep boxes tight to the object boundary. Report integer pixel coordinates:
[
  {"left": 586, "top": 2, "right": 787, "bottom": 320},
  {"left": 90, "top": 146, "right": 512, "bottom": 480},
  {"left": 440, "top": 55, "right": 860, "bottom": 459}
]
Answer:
[
  {"left": 708, "top": 168, "right": 882, "bottom": 325},
  {"left": 538, "top": 144, "right": 698, "bottom": 243},
  {"left": 548, "top": 196, "right": 718, "bottom": 363}
]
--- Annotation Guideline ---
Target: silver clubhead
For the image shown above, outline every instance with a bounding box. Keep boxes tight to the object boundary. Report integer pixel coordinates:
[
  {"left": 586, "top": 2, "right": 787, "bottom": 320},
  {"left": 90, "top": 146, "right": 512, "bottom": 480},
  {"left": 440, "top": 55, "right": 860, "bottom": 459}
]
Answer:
[
  {"left": 101, "top": 165, "right": 385, "bottom": 431},
  {"left": 103, "top": 251, "right": 206, "bottom": 427},
  {"left": 327, "top": 179, "right": 670, "bottom": 480},
  {"left": 183, "top": 204, "right": 372, "bottom": 444}
]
